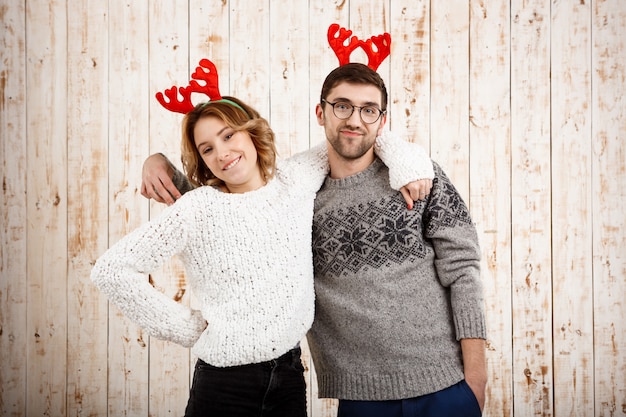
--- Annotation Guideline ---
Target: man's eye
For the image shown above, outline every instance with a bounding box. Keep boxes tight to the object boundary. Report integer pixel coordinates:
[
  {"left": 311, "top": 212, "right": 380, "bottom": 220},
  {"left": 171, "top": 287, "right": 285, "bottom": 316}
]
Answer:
[
  {"left": 336, "top": 103, "right": 351, "bottom": 111},
  {"left": 363, "top": 107, "right": 377, "bottom": 115}
]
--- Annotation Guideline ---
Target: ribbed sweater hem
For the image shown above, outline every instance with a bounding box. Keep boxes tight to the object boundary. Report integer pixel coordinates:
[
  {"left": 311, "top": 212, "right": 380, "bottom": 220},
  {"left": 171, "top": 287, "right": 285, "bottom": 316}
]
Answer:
[{"left": 316, "top": 365, "right": 465, "bottom": 400}]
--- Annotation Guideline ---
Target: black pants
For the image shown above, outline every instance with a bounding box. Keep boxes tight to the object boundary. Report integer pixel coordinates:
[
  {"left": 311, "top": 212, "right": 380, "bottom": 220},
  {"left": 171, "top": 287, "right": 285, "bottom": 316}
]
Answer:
[{"left": 184, "top": 347, "right": 307, "bottom": 417}]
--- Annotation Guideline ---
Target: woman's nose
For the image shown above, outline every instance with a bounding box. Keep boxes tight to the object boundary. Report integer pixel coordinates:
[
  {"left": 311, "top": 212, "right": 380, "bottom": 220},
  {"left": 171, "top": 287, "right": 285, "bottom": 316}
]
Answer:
[{"left": 214, "top": 145, "right": 229, "bottom": 160}]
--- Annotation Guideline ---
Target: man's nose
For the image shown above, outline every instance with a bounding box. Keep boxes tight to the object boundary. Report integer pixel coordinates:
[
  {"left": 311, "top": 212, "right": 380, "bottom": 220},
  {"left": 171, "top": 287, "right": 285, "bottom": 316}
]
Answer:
[{"left": 346, "top": 108, "right": 363, "bottom": 126}]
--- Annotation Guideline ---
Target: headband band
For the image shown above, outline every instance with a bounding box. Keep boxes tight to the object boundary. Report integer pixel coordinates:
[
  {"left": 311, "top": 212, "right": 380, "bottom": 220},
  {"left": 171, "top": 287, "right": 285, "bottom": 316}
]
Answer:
[{"left": 201, "top": 98, "right": 246, "bottom": 114}]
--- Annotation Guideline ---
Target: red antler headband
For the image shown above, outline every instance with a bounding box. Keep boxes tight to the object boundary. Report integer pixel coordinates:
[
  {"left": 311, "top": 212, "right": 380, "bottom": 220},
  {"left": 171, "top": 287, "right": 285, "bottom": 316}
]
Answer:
[
  {"left": 327, "top": 23, "right": 391, "bottom": 71},
  {"left": 156, "top": 58, "right": 244, "bottom": 114}
]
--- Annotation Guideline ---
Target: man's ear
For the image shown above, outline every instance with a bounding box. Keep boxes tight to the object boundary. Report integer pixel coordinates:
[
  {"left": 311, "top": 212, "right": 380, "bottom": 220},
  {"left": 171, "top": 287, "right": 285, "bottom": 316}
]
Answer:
[
  {"left": 376, "top": 114, "right": 388, "bottom": 136},
  {"left": 315, "top": 103, "right": 325, "bottom": 126}
]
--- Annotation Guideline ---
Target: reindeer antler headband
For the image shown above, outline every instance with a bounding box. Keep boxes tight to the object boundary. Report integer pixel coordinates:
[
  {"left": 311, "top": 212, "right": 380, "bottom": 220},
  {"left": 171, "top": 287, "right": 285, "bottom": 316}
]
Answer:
[
  {"left": 327, "top": 23, "right": 391, "bottom": 70},
  {"left": 156, "top": 24, "right": 390, "bottom": 114},
  {"left": 155, "top": 58, "right": 244, "bottom": 114}
]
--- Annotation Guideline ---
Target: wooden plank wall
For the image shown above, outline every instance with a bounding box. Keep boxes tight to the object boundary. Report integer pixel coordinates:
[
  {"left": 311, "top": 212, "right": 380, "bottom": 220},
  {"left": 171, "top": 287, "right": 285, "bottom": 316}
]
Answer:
[{"left": 1, "top": 1, "right": 625, "bottom": 416}]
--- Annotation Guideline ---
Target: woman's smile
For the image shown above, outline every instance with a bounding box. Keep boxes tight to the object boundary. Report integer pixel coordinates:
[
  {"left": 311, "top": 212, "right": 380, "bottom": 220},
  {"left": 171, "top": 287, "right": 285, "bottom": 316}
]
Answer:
[{"left": 222, "top": 156, "right": 241, "bottom": 171}]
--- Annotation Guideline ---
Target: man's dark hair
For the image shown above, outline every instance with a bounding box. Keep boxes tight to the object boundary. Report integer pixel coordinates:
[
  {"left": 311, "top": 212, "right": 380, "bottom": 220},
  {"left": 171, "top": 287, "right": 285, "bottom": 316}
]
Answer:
[{"left": 319, "top": 63, "right": 388, "bottom": 111}]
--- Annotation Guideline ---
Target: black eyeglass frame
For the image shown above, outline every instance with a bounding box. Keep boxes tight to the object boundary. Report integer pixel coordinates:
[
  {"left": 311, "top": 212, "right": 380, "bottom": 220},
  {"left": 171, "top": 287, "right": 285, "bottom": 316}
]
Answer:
[{"left": 321, "top": 99, "right": 386, "bottom": 124}]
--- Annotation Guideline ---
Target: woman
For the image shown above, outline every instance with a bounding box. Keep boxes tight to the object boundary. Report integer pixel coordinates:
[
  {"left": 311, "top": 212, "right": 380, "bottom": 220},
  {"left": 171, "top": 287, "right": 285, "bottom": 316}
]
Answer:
[{"left": 92, "top": 95, "right": 432, "bottom": 417}]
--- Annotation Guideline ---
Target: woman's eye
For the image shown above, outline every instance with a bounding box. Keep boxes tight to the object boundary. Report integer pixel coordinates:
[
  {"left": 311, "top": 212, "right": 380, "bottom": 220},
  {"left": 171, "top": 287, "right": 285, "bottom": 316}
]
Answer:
[{"left": 202, "top": 147, "right": 212, "bottom": 154}]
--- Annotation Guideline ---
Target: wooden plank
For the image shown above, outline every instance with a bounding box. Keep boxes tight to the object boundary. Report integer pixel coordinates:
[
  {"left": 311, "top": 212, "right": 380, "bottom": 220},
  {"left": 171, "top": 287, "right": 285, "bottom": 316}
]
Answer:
[
  {"left": 592, "top": 1, "right": 626, "bottom": 415},
  {"left": 107, "top": 1, "right": 151, "bottom": 415},
  {"left": 147, "top": 2, "right": 192, "bottom": 415},
  {"left": 24, "top": 0, "right": 68, "bottom": 415},
  {"left": 349, "top": 1, "right": 391, "bottom": 85},
  {"left": 389, "top": 0, "right": 430, "bottom": 148},
  {"left": 430, "top": 0, "right": 470, "bottom": 199},
  {"left": 0, "top": 1, "right": 28, "bottom": 416},
  {"left": 308, "top": 1, "right": 345, "bottom": 148},
  {"left": 65, "top": 1, "right": 110, "bottom": 415},
  {"left": 190, "top": 0, "right": 230, "bottom": 97},
  {"left": 510, "top": 0, "right": 554, "bottom": 415},
  {"left": 269, "top": 0, "right": 311, "bottom": 156},
  {"left": 551, "top": 1, "right": 594, "bottom": 416},
  {"left": 468, "top": 1, "right": 513, "bottom": 416},
  {"left": 229, "top": 0, "right": 270, "bottom": 115}
]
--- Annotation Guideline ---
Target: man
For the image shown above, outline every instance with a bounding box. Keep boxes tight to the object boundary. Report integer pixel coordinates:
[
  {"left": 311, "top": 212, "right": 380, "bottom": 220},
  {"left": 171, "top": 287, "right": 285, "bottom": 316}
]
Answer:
[
  {"left": 307, "top": 63, "right": 486, "bottom": 417},
  {"left": 142, "top": 63, "right": 486, "bottom": 417}
]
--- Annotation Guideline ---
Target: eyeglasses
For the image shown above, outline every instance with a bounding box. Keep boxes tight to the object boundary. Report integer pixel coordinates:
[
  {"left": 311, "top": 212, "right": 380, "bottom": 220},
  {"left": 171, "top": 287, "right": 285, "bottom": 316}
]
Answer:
[{"left": 322, "top": 99, "right": 386, "bottom": 124}]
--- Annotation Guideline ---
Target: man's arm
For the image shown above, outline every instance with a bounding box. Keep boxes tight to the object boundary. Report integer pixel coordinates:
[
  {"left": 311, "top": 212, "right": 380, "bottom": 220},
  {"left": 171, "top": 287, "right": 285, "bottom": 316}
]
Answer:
[
  {"left": 461, "top": 338, "right": 487, "bottom": 412},
  {"left": 141, "top": 153, "right": 195, "bottom": 205},
  {"left": 423, "top": 162, "right": 487, "bottom": 410}
]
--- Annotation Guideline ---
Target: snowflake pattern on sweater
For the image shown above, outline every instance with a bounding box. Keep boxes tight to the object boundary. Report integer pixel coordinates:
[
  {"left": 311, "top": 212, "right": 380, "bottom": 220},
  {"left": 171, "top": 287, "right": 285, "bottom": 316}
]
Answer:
[{"left": 313, "top": 161, "right": 473, "bottom": 277}]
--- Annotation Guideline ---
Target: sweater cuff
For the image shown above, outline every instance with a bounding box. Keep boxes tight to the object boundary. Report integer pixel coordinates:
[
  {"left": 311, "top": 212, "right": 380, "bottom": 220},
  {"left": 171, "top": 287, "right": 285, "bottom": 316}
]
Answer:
[
  {"left": 174, "top": 308, "right": 206, "bottom": 348},
  {"left": 454, "top": 310, "right": 487, "bottom": 340}
]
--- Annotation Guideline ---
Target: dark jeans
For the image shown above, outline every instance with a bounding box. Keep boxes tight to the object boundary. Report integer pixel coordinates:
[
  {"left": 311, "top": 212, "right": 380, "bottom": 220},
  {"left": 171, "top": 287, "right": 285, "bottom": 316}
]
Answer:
[
  {"left": 337, "top": 380, "right": 482, "bottom": 417},
  {"left": 184, "top": 347, "right": 307, "bottom": 417}
]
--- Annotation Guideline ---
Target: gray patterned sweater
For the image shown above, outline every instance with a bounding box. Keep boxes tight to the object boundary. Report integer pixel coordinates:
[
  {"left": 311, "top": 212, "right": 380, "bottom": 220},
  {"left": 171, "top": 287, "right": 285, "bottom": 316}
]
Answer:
[{"left": 308, "top": 159, "right": 486, "bottom": 400}]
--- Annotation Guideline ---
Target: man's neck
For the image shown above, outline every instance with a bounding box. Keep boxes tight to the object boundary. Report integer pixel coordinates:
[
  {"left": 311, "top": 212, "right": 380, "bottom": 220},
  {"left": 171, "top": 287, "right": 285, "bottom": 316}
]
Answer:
[{"left": 327, "top": 147, "right": 376, "bottom": 179}]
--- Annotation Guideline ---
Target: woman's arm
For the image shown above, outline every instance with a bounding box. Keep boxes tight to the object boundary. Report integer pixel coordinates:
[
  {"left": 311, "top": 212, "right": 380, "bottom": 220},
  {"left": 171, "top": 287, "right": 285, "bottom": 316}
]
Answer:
[
  {"left": 91, "top": 204, "right": 206, "bottom": 347},
  {"left": 374, "top": 129, "right": 435, "bottom": 208},
  {"left": 374, "top": 129, "right": 434, "bottom": 190},
  {"left": 279, "top": 143, "right": 330, "bottom": 193}
]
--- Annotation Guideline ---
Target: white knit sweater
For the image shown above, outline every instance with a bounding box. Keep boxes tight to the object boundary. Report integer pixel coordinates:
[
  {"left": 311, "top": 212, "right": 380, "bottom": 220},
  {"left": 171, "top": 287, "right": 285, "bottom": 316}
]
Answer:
[{"left": 91, "top": 133, "right": 433, "bottom": 367}]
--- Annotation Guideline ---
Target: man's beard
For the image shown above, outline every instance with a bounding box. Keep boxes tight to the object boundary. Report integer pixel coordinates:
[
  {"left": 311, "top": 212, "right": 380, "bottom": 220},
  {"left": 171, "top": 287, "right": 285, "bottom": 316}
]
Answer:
[{"left": 327, "top": 128, "right": 376, "bottom": 160}]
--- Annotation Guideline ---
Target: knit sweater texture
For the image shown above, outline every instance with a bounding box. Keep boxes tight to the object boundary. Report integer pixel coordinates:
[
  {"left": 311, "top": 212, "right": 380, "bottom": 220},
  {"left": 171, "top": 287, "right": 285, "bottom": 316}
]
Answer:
[
  {"left": 308, "top": 159, "right": 486, "bottom": 400},
  {"left": 91, "top": 133, "right": 433, "bottom": 367}
]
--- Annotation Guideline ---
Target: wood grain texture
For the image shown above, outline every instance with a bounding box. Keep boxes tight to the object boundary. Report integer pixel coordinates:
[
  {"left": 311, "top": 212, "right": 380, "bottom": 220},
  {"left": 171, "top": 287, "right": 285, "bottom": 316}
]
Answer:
[
  {"left": 66, "top": 0, "right": 110, "bottom": 415},
  {"left": 469, "top": 1, "right": 513, "bottom": 415},
  {"left": 510, "top": 1, "right": 554, "bottom": 415},
  {"left": 430, "top": 0, "right": 470, "bottom": 199},
  {"left": 0, "top": 0, "right": 27, "bottom": 416},
  {"left": 25, "top": 0, "right": 68, "bottom": 415},
  {"left": 269, "top": 0, "right": 311, "bottom": 157},
  {"left": 389, "top": 0, "right": 430, "bottom": 147},
  {"left": 551, "top": 1, "right": 594, "bottom": 416},
  {"left": 0, "top": 1, "right": 624, "bottom": 416},
  {"left": 592, "top": 1, "right": 626, "bottom": 416},
  {"left": 107, "top": 2, "right": 151, "bottom": 415}
]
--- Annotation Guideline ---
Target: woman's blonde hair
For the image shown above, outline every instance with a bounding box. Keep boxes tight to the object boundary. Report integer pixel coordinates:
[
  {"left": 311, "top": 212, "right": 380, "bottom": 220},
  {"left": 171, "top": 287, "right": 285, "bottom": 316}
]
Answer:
[{"left": 180, "top": 96, "right": 277, "bottom": 188}]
